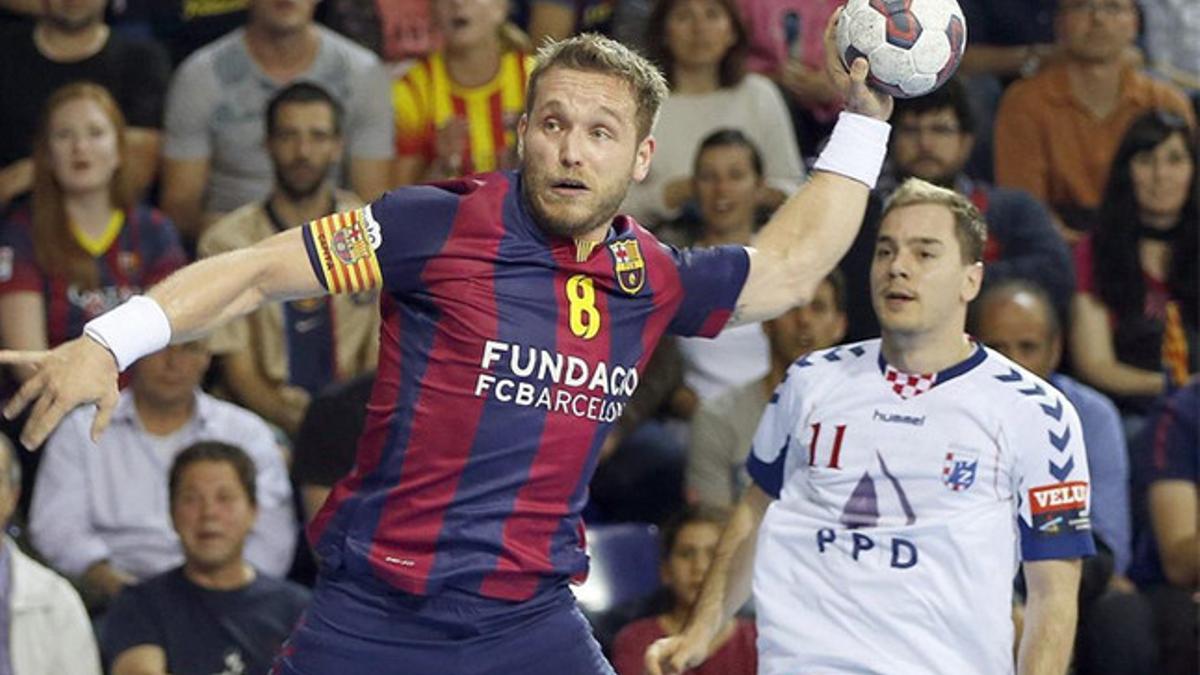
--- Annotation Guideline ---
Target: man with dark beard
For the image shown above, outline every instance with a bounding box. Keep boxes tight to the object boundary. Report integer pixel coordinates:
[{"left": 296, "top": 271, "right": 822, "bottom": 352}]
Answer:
[
  {"left": 198, "top": 82, "right": 378, "bottom": 439},
  {"left": 2, "top": 27, "right": 892, "bottom": 674},
  {"left": 838, "top": 78, "right": 1075, "bottom": 341},
  {"left": 0, "top": 0, "right": 169, "bottom": 206}
]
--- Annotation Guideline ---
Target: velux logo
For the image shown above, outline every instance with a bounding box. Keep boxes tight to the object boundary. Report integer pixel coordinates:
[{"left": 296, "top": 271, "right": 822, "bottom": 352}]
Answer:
[{"left": 1029, "top": 481, "right": 1088, "bottom": 514}]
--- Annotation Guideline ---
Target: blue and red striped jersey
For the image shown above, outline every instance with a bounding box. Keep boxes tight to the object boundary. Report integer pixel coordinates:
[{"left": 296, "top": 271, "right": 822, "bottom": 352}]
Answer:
[
  {"left": 0, "top": 203, "right": 186, "bottom": 347},
  {"left": 301, "top": 171, "right": 749, "bottom": 601}
]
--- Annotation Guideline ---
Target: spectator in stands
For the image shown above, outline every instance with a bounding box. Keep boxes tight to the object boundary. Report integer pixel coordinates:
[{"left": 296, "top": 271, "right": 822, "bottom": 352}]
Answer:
[
  {"left": 737, "top": 0, "right": 842, "bottom": 163},
  {"left": 391, "top": 0, "right": 531, "bottom": 185},
  {"left": 974, "top": 279, "right": 1156, "bottom": 675},
  {"left": 106, "top": 0, "right": 251, "bottom": 67},
  {"left": 199, "top": 83, "right": 378, "bottom": 438},
  {"left": 520, "top": 0, "right": 616, "bottom": 46},
  {"left": 293, "top": 371, "right": 374, "bottom": 522},
  {"left": 621, "top": 0, "right": 803, "bottom": 228},
  {"left": 0, "top": 433, "right": 101, "bottom": 675},
  {"left": 1070, "top": 111, "right": 1198, "bottom": 415},
  {"left": 688, "top": 271, "right": 845, "bottom": 508},
  {"left": 0, "top": 83, "right": 185, "bottom": 374},
  {"left": 29, "top": 342, "right": 296, "bottom": 608},
  {"left": 0, "top": 0, "right": 169, "bottom": 206},
  {"left": 839, "top": 79, "right": 1074, "bottom": 340},
  {"left": 611, "top": 505, "right": 755, "bottom": 675},
  {"left": 161, "top": 0, "right": 393, "bottom": 238},
  {"left": 1129, "top": 379, "right": 1198, "bottom": 675},
  {"left": 672, "top": 130, "right": 773, "bottom": 408},
  {"left": 993, "top": 0, "right": 1195, "bottom": 240},
  {"left": 102, "top": 441, "right": 310, "bottom": 675}
]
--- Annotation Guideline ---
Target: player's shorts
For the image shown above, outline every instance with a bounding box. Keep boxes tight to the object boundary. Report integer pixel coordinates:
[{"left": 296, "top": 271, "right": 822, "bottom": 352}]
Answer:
[{"left": 271, "top": 568, "right": 614, "bottom": 675}]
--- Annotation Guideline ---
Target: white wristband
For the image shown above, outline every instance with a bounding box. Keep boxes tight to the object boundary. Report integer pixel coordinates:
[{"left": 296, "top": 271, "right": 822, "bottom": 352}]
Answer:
[
  {"left": 812, "top": 111, "right": 892, "bottom": 189},
  {"left": 83, "top": 295, "right": 172, "bottom": 372}
]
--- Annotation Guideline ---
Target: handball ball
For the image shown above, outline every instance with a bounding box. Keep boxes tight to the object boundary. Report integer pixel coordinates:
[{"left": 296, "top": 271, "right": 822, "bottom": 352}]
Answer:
[{"left": 836, "top": 0, "right": 967, "bottom": 99}]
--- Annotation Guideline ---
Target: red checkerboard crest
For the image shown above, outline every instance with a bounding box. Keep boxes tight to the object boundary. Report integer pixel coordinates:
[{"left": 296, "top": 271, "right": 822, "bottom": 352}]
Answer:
[{"left": 884, "top": 365, "right": 936, "bottom": 400}]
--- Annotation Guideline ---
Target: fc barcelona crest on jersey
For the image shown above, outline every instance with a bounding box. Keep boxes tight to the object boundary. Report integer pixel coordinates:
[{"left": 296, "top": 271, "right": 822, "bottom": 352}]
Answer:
[
  {"left": 941, "top": 450, "right": 978, "bottom": 491},
  {"left": 608, "top": 239, "right": 645, "bottom": 295}
]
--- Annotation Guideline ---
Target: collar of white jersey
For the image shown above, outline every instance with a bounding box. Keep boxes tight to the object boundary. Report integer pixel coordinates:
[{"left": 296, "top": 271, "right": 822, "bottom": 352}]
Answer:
[{"left": 876, "top": 340, "right": 988, "bottom": 398}]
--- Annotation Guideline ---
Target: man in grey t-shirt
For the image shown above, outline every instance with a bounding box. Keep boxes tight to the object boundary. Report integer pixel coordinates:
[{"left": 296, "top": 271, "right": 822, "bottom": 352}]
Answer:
[{"left": 160, "top": 0, "right": 393, "bottom": 238}]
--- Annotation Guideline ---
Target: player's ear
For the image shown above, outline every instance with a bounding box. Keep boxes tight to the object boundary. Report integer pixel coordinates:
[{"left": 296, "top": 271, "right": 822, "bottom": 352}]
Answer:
[
  {"left": 632, "top": 135, "right": 656, "bottom": 183},
  {"left": 961, "top": 261, "right": 983, "bottom": 303},
  {"left": 516, "top": 114, "right": 527, "bottom": 160}
]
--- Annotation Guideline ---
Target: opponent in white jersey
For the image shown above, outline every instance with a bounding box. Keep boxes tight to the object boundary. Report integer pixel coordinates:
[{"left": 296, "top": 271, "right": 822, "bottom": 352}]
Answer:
[{"left": 648, "top": 179, "right": 1093, "bottom": 675}]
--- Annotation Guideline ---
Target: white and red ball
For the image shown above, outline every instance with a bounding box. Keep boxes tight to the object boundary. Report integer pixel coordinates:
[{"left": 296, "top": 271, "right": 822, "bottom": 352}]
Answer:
[{"left": 836, "top": 0, "right": 967, "bottom": 99}]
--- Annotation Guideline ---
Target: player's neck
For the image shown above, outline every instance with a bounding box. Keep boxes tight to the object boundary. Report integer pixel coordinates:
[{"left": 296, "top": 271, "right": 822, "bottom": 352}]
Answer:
[
  {"left": 63, "top": 190, "right": 116, "bottom": 238},
  {"left": 445, "top": 37, "right": 503, "bottom": 89},
  {"left": 184, "top": 559, "right": 255, "bottom": 591},
  {"left": 245, "top": 23, "right": 319, "bottom": 82},
  {"left": 881, "top": 330, "right": 973, "bottom": 375},
  {"left": 34, "top": 21, "right": 109, "bottom": 62},
  {"left": 269, "top": 188, "right": 334, "bottom": 229}
]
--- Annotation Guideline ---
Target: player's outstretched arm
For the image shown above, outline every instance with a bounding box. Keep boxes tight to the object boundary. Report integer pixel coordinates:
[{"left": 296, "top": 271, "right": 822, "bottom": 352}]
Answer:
[
  {"left": 1017, "top": 558, "right": 1081, "bottom": 675},
  {"left": 645, "top": 485, "right": 772, "bottom": 675},
  {"left": 0, "top": 227, "right": 324, "bottom": 448},
  {"left": 730, "top": 9, "right": 893, "bottom": 327}
]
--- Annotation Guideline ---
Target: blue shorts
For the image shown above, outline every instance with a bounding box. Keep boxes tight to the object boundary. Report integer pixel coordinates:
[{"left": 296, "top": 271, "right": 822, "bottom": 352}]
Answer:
[{"left": 271, "top": 570, "right": 614, "bottom": 675}]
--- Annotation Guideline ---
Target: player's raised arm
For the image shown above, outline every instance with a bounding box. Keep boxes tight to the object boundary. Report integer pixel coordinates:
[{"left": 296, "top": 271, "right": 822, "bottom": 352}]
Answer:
[
  {"left": 645, "top": 484, "right": 772, "bottom": 675},
  {"left": 729, "top": 9, "right": 893, "bottom": 327},
  {"left": 1, "top": 224, "right": 325, "bottom": 448}
]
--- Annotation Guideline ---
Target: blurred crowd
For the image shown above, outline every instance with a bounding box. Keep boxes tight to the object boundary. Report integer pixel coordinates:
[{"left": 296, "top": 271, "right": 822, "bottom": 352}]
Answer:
[{"left": 0, "top": 0, "right": 1194, "bottom": 674}]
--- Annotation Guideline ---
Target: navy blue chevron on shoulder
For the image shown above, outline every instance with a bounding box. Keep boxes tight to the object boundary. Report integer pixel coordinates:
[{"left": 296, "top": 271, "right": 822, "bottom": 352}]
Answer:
[{"left": 994, "top": 367, "right": 1023, "bottom": 383}]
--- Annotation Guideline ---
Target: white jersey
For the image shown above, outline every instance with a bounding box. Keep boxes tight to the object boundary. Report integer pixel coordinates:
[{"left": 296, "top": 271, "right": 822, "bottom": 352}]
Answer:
[{"left": 747, "top": 339, "right": 1094, "bottom": 675}]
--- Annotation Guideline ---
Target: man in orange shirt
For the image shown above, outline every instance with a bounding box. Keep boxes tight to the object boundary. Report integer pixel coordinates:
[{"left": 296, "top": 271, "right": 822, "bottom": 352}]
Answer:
[{"left": 993, "top": 0, "right": 1194, "bottom": 241}]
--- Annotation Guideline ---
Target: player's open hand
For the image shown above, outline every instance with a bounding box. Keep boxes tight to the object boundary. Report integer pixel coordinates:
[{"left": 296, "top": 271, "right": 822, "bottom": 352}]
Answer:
[
  {"left": 824, "top": 8, "right": 893, "bottom": 121},
  {"left": 0, "top": 336, "right": 120, "bottom": 448},
  {"left": 644, "top": 633, "right": 708, "bottom": 675}
]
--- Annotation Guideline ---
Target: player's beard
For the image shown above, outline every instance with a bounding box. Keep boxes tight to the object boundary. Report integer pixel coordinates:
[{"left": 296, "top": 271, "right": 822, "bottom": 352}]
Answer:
[{"left": 521, "top": 169, "right": 629, "bottom": 240}]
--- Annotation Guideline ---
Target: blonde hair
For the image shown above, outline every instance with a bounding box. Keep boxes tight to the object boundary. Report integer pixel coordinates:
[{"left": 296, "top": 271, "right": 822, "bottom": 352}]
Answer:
[
  {"left": 882, "top": 178, "right": 987, "bottom": 263},
  {"left": 31, "top": 82, "right": 134, "bottom": 290},
  {"left": 526, "top": 33, "right": 669, "bottom": 141}
]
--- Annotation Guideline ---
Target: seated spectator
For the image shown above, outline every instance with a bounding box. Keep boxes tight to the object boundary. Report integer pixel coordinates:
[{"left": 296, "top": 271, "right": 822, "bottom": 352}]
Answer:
[
  {"left": 610, "top": 505, "right": 756, "bottom": 675},
  {"left": 972, "top": 280, "right": 1157, "bottom": 675},
  {"left": 0, "top": 433, "right": 101, "bottom": 675},
  {"left": 688, "top": 271, "right": 845, "bottom": 508},
  {"left": 672, "top": 130, "right": 774, "bottom": 407},
  {"left": 1128, "top": 379, "right": 1199, "bottom": 675},
  {"left": 0, "top": 83, "right": 185, "bottom": 376},
  {"left": 391, "top": 0, "right": 531, "bottom": 185},
  {"left": 1070, "top": 111, "right": 1198, "bottom": 415},
  {"left": 519, "top": 0, "right": 617, "bottom": 46},
  {"left": 29, "top": 342, "right": 297, "bottom": 609},
  {"left": 839, "top": 79, "right": 1074, "bottom": 340},
  {"left": 621, "top": 0, "right": 804, "bottom": 228},
  {"left": 199, "top": 83, "right": 378, "bottom": 438},
  {"left": 102, "top": 441, "right": 310, "bottom": 675},
  {"left": 293, "top": 371, "right": 375, "bottom": 522},
  {"left": 737, "top": 0, "right": 843, "bottom": 163},
  {"left": 161, "top": 0, "right": 393, "bottom": 238},
  {"left": 0, "top": 0, "right": 169, "bottom": 206},
  {"left": 993, "top": 0, "right": 1195, "bottom": 240},
  {"left": 107, "top": 0, "right": 250, "bottom": 67}
]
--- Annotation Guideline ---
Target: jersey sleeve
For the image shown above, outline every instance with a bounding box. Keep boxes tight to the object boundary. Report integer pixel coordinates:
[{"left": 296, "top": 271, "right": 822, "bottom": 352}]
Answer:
[
  {"left": 665, "top": 244, "right": 750, "bottom": 338},
  {"left": 301, "top": 185, "right": 458, "bottom": 295},
  {"left": 1013, "top": 390, "right": 1097, "bottom": 561},
  {"left": 745, "top": 366, "right": 803, "bottom": 499},
  {"left": 392, "top": 63, "right": 435, "bottom": 160}
]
